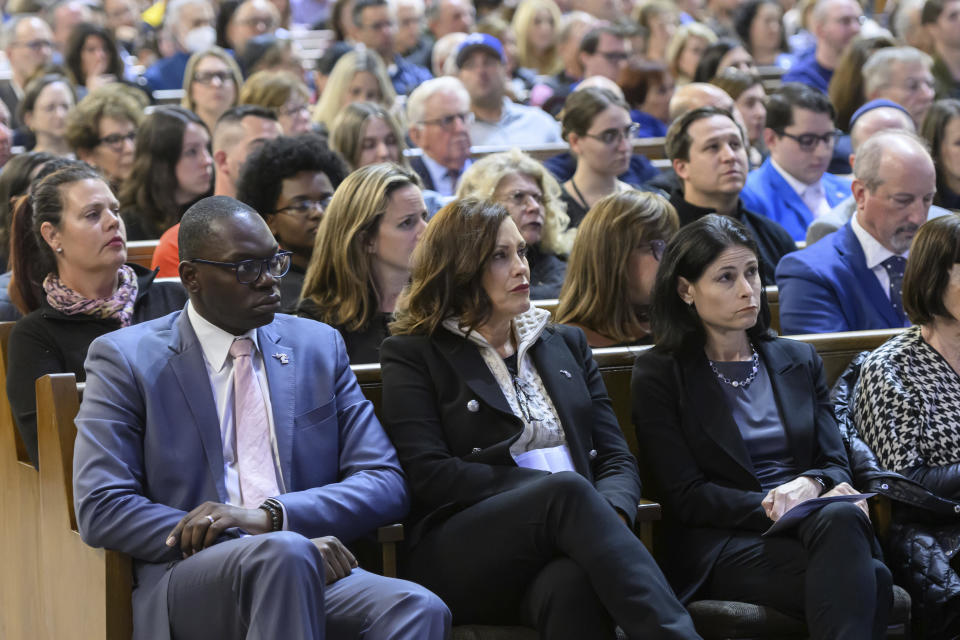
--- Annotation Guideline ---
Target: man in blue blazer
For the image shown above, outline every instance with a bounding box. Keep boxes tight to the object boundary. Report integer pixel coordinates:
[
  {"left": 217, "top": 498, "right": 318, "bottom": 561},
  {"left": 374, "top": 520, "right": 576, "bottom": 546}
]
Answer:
[
  {"left": 776, "top": 131, "right": 935, "bottom": 335},
  {"left": 73, "top": 197, "right": 450, "bottom": 640},
  {"left": 740, "top": 83, "right": 852, "bottom": 241}
]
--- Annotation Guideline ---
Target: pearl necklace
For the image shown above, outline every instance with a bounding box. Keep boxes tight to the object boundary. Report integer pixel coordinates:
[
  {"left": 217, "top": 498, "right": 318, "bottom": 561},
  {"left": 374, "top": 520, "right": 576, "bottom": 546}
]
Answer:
[{"left": 708, "top": 346, "right": 760, "bottom": 389}]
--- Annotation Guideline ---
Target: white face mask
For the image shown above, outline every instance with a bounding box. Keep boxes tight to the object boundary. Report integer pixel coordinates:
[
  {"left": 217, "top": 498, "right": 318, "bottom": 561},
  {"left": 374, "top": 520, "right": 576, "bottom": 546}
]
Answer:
[{"left": 182, "top": 25, "right": 216, "bottom": 52}]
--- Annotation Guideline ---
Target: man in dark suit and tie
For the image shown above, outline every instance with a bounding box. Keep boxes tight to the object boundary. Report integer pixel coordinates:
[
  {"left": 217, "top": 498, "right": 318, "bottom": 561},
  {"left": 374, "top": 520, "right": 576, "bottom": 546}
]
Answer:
[
  {"left": 406, "top": 76, "right": 472, "bottom": 196},
  {"left": 73, "top": 196, "right": 450, "bottom": 640},
  {"left": 776, "top": 130, "right": 935, "bottom": 334}
]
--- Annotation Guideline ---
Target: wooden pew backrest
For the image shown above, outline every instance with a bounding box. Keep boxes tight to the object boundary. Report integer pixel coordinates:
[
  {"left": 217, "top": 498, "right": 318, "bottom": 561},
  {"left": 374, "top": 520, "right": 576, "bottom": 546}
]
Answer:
[
  {"left": 766, "top": 286, "right": 780, "bottom": 335},
  {"left": 0, "top": 320, "right": 43, "bottom": 639},
  {"left": 36, "top": 374, "right": 132, "bottom": 640},
  {"left": 126, "top": 239, "right": 159, "bottom": 270}
]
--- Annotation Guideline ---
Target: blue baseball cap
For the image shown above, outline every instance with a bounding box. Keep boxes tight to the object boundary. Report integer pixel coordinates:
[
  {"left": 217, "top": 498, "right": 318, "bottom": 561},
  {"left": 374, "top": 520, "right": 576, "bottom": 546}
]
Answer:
[{"left": 455, "top": 33, "right": 505, "bottom": 68}]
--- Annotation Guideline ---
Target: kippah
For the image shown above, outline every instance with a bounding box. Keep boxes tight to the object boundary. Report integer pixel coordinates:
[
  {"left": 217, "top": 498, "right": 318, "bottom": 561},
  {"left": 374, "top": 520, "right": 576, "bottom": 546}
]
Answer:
[{"left": 849, "top": 99, "right": 912, "bottom": 129}]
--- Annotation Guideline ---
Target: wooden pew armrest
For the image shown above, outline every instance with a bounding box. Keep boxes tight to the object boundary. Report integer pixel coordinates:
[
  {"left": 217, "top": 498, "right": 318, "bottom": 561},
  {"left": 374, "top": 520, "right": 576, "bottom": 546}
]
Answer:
[
  {"left": 636, "top": 499, "right": 662, "bottom": 522},
  {"left": 377, "top": 523, "right": 404, "bottom": 578},
  {"left": 635, "top": 500, "right": 661, "bottom": 553}
]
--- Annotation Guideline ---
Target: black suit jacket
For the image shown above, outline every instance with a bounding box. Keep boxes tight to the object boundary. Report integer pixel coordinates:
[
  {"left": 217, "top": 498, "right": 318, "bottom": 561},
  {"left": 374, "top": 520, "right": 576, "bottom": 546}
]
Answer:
[
  {"left": 631, "top": 337, "right": 853, "bottom": 602},
  {"left": 0, "top": 80, "right": 21, "bottom": 130},
  {"left": 409, "top": 156, "right": 436, "bottom": 192},
  {"left": 380, "top": 324, "right": 642, "bottom": 549}
]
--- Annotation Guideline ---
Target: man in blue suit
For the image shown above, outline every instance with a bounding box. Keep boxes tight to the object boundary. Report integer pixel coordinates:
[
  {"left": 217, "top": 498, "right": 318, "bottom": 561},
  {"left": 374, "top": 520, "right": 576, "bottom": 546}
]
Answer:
[
  {"left": 776, "top": 131, "right": 935, "bottom": 335},
  {"left": 741, "top": 83, "right": 852, "bottom": 242},
  {"left": 73, "top": 197, "right": 450, "bottom": 640}
]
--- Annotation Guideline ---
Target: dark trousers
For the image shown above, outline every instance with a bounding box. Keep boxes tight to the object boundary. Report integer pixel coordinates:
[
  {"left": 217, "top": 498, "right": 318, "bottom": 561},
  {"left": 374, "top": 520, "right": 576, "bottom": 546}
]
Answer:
[
  {"left": 704, "top": 502, "right": 893, "bottom": 640},
  {"left": 405, "top": 471, "right": 701, "bottom": 640}
]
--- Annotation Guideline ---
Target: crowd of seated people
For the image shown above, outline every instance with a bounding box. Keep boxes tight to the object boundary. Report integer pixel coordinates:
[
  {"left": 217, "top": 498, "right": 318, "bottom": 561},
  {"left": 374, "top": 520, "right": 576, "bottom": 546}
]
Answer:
[{"left": 3, "top": 0, "right": 960, "bottom": 636}]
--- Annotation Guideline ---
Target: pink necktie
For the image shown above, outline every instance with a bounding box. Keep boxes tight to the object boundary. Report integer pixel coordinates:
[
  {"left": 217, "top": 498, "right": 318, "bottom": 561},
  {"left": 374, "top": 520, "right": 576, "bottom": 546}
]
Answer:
[{"left": 229, "top": 338, "right": 280, "bottom": 508}]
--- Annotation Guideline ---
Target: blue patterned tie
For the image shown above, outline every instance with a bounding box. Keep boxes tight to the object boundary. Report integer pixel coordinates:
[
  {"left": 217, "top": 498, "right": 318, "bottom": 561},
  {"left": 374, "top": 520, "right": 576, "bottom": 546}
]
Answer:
[{"left": 881, "top": 256, "right": 908, "bottom": 324}]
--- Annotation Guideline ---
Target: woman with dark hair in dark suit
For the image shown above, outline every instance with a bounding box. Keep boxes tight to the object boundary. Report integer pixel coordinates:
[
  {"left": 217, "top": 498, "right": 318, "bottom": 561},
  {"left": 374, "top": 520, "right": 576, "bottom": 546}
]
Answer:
[
  {"left": 632, "top": 214, "right": 892, "bottom": 639},
  {"left": 380, "top": 198, "right": 700, "bottom": 639}
]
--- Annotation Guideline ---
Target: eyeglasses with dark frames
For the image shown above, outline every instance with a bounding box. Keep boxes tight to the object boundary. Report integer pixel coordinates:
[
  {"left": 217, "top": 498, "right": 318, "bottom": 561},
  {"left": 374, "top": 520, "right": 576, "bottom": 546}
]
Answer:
[
  {"left": 583, "top": 123, "right": 639, "bottom": 146},
  {"left": 97, "top": 131, "right": 137, "bottom": 149},
  {"left": 188, "top": 251, "right": 292, "bottom": 284},
  {"left": 776, "top": 129, "right": 841, "bottom": 152},
  {"left": 596, "top": 50, "right": 629, "bottom": 64},
  {"left": 274, "top": 197, "right": 333, "bottom": 217}
]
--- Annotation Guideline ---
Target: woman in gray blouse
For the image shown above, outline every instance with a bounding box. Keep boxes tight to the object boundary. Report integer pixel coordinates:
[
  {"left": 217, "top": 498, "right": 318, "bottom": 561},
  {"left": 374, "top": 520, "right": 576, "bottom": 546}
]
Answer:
[{"left": 633, "top": 214, "right": 891, "bottom": 639}]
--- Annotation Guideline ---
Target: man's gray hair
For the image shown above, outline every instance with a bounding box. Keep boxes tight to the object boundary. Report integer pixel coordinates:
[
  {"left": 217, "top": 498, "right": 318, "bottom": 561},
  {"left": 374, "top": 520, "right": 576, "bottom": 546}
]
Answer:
[
  {"left": 854, "top": 129, "right": 930, "bottom": 190},
  {"left": 1, "top": 15, "right": 32, "bottom": 50},
  {"left": 406, "top": 75, "right": 470, "bottom": 128},
  {"left": 863, "top": 46, "right": 933, "bottom": 96},
  {"left": 164, "top": 0, "right": 210, "bottom": 34}
]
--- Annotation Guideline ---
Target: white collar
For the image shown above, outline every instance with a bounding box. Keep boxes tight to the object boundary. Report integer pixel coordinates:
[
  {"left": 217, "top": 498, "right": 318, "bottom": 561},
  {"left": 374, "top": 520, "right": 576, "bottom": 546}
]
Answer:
[
  {"left": 850, "top": 211, "right": 906, "bottom": 269},
  {"left": 186, "top": 301, "right": 261, "bottom": 373},
  {"left": 770, "top": 156, "right": 821, "bottom": 196},
  {"left": 442, "top": 306, "right": 551, "bottom": 368}
]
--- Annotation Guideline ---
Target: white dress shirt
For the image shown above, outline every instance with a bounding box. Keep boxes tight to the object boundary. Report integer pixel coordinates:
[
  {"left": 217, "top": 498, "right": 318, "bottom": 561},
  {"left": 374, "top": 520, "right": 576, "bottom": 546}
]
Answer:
[
  {"left": 187, "top": 302, "right": 286, "bottom": 506},
  {"left": 770, "top": 158, "right": 833, "bottom": 220},
  {"left": 850, "top": 211, "right": 908, "bottom": 299}
]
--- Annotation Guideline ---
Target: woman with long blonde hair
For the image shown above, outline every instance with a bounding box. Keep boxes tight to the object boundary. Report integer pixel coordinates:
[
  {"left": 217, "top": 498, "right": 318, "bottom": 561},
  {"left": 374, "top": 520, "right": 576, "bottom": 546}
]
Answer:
[
  {"left": 299, "top": 163, "right": 426, "bottom": 363},
  {"left": 329, "top": 101, "right": 409, "bottom": 170},
  {"left": 311, "top": 49, "right": 397, "bottom": 129},
  {"left": 557, "top": 190, "right": 678, "bottom": 347},
  {"left": 511, "top": 0, "right": 563, "bottom": 75}
]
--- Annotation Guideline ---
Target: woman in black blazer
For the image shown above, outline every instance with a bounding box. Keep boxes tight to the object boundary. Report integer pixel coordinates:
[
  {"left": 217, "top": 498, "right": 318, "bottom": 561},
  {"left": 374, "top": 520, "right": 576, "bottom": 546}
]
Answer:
[
  {"left": 380, "top": 198, "right": 700, "bottom": 639},
  {"left": 632, "top": 214, "right": 892, "bottom": 639}
]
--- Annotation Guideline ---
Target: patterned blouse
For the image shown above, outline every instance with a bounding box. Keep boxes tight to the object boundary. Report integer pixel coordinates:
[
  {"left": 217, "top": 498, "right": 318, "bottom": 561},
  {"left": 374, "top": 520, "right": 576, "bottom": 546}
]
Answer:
[{"left": 854, "top": 326, "right": 960, "bottom": 474}]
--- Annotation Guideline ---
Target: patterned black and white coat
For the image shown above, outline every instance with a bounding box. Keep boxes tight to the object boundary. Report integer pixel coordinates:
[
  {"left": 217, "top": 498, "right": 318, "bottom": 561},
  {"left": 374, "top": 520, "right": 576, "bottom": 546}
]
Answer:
[{"left": 855, "top": 326, "right": 960, "bottom": 478}]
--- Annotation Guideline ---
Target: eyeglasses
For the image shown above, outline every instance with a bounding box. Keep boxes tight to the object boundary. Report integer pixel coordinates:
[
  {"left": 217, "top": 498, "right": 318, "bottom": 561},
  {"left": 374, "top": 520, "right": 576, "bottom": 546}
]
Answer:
[
  {"left": 419, "top": 111, "right": 474, "bottom": 130},
  {"left": 832, "top": 14, "right": 866, "bottom": 26},
  {"left": 13, "top": 39, "right": 52, "bottom": 51},
  {"left": 596, "top": 50, "right": 630, "bottom": 64},
  {"left": 238, "top": 16, "right": 277, "bottom": 29},
  {"left": 776, "top": 129, "right": 840, "bottom": 151},
  {"left": 501, "top": 190, "right": 543, "bottom": 207},
  {"left": 188, "top": 251, "right": 292, "bottom": 284},
  {"left": 98, "top": 130, "right": 136, "bottom": 149},
  {"left": 194, "top": 70, "right": 235, "bottom": 85},
  {"left": 362, "top": 19, "right": 394, "bottom": 30},
  {"left": 583, "top": 123, "right": 639, "bottom": 146},
  {"left": 275, "top": 197, "right": 332, "bottom": 216},
  {"left": 278, "top": 102, "right": 310, "bottom": 118},
  {"left": 640, "top": 239, "right": 666, "bottom": 262}
]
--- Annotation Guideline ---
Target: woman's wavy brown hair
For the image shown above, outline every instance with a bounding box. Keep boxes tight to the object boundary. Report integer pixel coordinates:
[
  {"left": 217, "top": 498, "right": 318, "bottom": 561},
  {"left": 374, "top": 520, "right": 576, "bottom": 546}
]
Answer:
[
  {"left": 556, "top": 190, "right": 678, "bottom": 343},
  {"left": 390, "top": 197, "right": 510, "bottom": 337},
  {"left": 300, "top": 162, "right": 420, "bottom": 332}
]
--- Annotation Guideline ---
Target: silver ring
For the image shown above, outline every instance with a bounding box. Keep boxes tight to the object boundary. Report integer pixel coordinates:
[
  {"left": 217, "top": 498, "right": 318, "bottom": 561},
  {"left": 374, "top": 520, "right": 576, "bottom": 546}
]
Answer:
[{"left": 205, "top": 515, "right": 215, "bottom": 525}]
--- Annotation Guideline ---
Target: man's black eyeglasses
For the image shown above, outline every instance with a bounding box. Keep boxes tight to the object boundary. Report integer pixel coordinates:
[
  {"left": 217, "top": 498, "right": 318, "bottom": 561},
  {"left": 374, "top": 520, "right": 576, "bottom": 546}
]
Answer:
[
  {"left": 776, "top": 129, "right": 841, "bottom": 152},
  {"left": 188, "top": 251, "right": 292, "bottom": 284}
]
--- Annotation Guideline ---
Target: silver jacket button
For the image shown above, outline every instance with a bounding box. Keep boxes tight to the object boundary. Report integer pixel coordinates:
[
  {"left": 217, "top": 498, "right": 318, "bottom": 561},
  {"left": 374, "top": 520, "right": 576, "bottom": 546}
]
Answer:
[
  {"left": 467, "top": 399, "right": 480, "bottom": 412},
  {"left": 588, "top": 449, "right": 598, "bottom": 460},
  {"left": 472, "top": 447, "right": 482, "bottom": 454}
]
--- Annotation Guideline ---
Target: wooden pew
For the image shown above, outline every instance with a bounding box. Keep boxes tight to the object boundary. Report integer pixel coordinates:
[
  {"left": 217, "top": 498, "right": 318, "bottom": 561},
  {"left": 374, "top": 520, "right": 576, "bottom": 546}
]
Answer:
[
  {"left": 36, "top": 374, "right": 133, "bottom": 640},
  {"left": 0, "top": 321, "right": 43, "bottom": 640},
  {"left": 351, "top": 328, "right": 905, "bottom": 479},
  {"left": 126, "top": 239, "right": 159, "bottom": 270},
  {"left": 766, "top": 285, "right": 780, "bottom": 335},
  {"left": 402, "top": 137, "right": 667, "bottom": 164}
]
